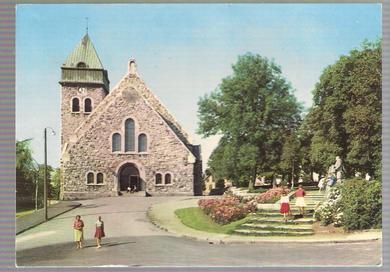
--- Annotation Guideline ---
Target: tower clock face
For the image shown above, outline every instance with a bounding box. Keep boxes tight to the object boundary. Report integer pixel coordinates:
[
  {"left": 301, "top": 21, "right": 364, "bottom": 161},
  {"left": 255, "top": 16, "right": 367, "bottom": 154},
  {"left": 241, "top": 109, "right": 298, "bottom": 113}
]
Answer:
[{"left": 78, "top": 87, "right": 87, "bottom": 94}]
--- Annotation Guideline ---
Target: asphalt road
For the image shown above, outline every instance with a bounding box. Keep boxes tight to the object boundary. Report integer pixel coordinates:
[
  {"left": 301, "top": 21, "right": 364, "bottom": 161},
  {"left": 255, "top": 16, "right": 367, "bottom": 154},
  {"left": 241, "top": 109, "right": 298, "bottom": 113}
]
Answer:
[
  {"left": 17, "top": 236, "right": 381, "bottom": 267},
  {"left": 16, "top": 196, "right": 382, "bottom": 267}
]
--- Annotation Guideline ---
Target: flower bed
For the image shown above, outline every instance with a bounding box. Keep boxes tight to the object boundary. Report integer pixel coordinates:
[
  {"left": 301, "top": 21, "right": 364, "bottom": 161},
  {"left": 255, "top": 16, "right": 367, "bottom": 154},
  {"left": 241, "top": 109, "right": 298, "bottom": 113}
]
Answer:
[
  {"left": 198, "top": 196, "right": 256, "bottom": 225},
  {"left": 254, "top": 187, "right": 290, "bottom": 203},
  {"left": 314, "top": 186, "right": 342, "bottom": 226}
]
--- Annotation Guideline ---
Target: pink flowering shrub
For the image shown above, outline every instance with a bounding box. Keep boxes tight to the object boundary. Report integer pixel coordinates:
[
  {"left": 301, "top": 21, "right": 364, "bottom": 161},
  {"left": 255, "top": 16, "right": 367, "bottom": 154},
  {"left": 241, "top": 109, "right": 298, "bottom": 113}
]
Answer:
[
  {"left": 255, "top": 187, "right": 290, "bottom": 203},
  {"left": 198, "top": 196, "right": 256, "bottom": 225}
]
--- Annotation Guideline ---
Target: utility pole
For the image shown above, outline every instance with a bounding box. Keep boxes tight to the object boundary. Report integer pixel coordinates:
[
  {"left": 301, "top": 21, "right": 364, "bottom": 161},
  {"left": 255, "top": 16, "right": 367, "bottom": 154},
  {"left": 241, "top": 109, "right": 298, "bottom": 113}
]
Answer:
[
  {"left": 44, "top": 128, "right": 48, "bottom": 221},
  {"left": 44, "top": 127, "right": 55, "bottom": 221}
]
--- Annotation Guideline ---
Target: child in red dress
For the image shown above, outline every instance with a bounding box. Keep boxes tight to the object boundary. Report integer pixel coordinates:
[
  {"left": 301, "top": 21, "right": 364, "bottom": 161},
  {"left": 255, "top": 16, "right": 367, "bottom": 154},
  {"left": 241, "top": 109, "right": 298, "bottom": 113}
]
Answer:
[
  {"left": 280, "top": 191, "right": 290, "bottom": 222},
  {"left": 94, "top": 216, "right": 105, "bottom": 248}
]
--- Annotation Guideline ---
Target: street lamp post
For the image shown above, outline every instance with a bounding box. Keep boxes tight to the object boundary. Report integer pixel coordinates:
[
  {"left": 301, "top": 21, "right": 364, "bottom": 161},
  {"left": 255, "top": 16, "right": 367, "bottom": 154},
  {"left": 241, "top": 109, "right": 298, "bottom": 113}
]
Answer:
[{"left": 44, "top": 127, "right": 55, "bottom": 221}]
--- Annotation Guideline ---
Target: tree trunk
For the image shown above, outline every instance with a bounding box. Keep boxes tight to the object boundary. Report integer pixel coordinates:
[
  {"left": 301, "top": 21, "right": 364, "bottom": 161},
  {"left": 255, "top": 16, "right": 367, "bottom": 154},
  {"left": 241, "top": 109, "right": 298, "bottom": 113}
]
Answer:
[
  {"left": 290, "top": 161, "right": 295, "bottom": 190},
  {"left": 248, "top": 167, "right": 256, "bottom": 191},
  {"left": 272, "top": 173, "right": 276, "bottom": 188}
]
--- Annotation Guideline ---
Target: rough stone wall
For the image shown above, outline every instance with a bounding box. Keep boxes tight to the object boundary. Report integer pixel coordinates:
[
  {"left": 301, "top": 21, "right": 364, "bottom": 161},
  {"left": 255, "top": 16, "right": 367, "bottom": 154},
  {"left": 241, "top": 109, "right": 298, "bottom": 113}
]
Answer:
[
  {"left": 61, "top": 74, "right": 195, "bottom": 199},
  {"left": 131, "top": 77, "right": 191, "bottom": 146},
  {"left": 61, "top": 86, "right": 107, "bottom": 147}
]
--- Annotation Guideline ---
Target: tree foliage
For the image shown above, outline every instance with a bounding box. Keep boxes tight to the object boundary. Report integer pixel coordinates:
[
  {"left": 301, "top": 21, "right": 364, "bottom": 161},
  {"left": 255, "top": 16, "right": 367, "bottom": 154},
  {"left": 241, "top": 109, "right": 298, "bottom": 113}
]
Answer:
[
  {"left": 279, "top": 131, "right": 301, "bottom": 183},
  {"left": 198, "top": 53, "right": 302, "bottom": 187},
  {"left": 50, "top": 167, "right": 61, "bottom": 200},
  {"left": 16, "top": 139, "right": 59, "bottom": 210},
  {"left": 304, "top": 40, "right": 381, "bottom": 178},
  {"left": 16, "top": 139, "right": 36, "bottom": 204}
]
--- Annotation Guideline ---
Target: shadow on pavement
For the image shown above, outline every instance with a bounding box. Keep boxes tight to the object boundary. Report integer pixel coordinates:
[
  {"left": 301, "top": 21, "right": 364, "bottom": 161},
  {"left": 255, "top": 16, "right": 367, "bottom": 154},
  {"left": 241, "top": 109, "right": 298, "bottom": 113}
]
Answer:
[
  {"left": 103, "top": 241, "right": 137, "bottom": 247},
  {"left": 79, "top": 204, "right": 105, "bottom": 209}
]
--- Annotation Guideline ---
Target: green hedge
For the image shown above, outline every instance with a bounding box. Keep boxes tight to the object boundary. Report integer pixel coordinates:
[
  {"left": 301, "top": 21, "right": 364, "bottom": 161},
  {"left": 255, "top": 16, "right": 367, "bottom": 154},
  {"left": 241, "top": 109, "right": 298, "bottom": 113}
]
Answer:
[{"left": 339, "top": 178, "right": 382, "bottom": 231}]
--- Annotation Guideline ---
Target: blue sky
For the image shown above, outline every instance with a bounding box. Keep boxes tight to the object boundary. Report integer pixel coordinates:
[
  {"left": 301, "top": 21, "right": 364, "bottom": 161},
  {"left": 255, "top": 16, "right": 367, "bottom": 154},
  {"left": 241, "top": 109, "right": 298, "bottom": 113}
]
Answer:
[{"left": 16, "top": 4, "right": 381, "bottom": 169}]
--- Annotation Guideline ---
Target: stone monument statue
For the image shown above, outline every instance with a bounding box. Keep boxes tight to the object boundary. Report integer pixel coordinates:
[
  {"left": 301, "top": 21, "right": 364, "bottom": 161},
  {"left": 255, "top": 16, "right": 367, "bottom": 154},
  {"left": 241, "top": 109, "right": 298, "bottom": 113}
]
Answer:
[{"left": 328, "top": 156, "right": 343, "bottom": 183}]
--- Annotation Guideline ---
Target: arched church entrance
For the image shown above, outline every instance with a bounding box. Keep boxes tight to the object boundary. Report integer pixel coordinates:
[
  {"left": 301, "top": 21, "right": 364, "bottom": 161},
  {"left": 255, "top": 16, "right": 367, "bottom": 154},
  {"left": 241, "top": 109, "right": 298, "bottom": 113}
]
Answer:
[{"left": 118, "top": 163, "right": 145, "bottom": 192}]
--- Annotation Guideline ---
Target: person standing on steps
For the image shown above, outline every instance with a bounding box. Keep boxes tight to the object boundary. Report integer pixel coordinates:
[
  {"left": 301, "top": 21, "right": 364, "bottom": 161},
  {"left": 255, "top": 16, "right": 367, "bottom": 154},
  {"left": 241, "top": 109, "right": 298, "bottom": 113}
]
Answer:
[
  {"left": 279, "top": 191, "right": 290, "bottom": 223},
  {"left": 318, "top": 176, "right": 326, "bottom": 192},
  {"left": 295, "top": 185, "right": 306, "bottom": 217},
  {"left": 73, "top": 215, "right": 84, "bottom": 249},
  {"left": 94, "top": 216, "right": 105, "bottom": 248}
]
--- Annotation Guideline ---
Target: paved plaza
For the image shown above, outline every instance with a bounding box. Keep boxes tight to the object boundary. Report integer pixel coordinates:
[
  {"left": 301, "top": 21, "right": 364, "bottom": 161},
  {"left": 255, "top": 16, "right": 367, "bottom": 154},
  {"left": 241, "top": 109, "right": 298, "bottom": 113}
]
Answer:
[{"left": 16, "top": 196, "right": 382, "bottom": 267}]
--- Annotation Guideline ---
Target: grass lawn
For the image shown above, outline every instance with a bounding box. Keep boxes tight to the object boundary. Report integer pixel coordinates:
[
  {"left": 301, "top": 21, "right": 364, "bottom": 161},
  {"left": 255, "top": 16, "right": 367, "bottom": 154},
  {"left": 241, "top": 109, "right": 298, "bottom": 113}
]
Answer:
[
  {"left": 16, "top": 209, "right": 35, "bottom": 218},
  {"left": 175, "top": 207, "right": 250, "bottom": 234}
]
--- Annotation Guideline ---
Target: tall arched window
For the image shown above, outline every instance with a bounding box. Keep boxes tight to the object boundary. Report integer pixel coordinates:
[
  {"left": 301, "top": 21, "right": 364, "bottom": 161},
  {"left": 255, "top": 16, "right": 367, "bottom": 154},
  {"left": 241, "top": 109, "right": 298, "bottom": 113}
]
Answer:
[
  {"left": 112, "top": 133, "right": 121, "bottom": 152},
  {"left": 138, "top": 134, "right": 147, "bottom": 152},
  {"left": 155, "top": 173, "right": 162, "bottom": 185},
  {"left": 165, "top": 173, "right": 172, "bottom": 184},
  {"left": 125, "top": 118, "right": 135, "bottom": 152},
  {"left": 97, "top": 173, "right": 104, "bottom": 184},
  {"left": 87, "top": 172, "right": 94, "bottom": 184},
  {"left": 72, "top": 98, "right": 80, "bottom": 112},
  {"left": 84, "top": 98, "right": 92, "bottom": 113}
]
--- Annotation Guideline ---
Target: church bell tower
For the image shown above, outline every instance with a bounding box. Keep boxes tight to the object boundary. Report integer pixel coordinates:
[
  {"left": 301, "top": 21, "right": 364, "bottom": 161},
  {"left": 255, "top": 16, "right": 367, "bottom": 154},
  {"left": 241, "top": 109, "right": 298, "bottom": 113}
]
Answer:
[{"left": 59, "top": 34, "right": 110, "bottom": 147}]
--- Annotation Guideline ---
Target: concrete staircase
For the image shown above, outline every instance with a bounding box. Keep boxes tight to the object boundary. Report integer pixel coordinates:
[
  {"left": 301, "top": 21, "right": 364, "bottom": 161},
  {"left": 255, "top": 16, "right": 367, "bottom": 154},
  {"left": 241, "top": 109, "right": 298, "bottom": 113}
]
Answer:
[{"left": 234, "top": 188, "right": 325, "bottom": 236}]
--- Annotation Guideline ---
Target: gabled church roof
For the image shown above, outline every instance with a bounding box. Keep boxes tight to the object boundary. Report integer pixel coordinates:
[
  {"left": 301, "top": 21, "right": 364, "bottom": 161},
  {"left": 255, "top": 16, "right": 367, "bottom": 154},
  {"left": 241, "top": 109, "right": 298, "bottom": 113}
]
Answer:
[
  {"left": 62, "top": 34, "right": 104, "bottom": 69},
  {"left": 66, "top": 60, "right": 199, "bottom": 161}
]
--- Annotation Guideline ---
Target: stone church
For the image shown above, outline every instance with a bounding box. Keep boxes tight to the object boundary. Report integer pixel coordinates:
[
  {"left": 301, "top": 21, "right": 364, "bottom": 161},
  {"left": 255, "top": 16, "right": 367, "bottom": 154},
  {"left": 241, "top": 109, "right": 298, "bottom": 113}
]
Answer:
[{"left": 59, "top": 34, "right": 202, "bottom": 200}]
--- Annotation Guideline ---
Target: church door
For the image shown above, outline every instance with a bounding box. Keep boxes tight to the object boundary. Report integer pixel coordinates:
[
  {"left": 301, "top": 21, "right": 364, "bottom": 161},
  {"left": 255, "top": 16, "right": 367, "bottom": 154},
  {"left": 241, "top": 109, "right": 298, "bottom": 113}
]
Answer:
[
  {"left": 119, "top": 163, "right": 142, "bottom": 191},
  {"left": 129, "top": 175, "right": 139, "bottom": 192}
]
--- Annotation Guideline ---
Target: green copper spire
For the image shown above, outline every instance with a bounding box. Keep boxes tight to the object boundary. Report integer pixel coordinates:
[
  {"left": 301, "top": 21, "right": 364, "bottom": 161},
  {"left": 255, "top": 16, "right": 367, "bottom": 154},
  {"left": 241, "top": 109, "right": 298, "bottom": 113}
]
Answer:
[
  {"left": 62, "top": 34, "right": 104, "bottom": 69},
  {"left": 60, "top": 34, "right": 109, "bottom": 92}
]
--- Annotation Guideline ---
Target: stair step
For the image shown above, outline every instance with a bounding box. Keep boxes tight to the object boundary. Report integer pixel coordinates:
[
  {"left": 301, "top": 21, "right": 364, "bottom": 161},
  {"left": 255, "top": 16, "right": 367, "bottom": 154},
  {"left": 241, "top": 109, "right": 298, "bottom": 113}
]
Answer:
[
  {"left": 248, "top": 217, "right": 315, "bottom": 224},
  {"left": 256, "top": 208, "right": 317, "bottom": 214},
  {"left": 120, "top": 191, "right": 146, "bottom": 197},
  {"left": 239, "top": 189, "right": 320, "bottom": 236},
  {"left": 254, "top": 211, "right": 314, "bottom": 217},
  {"left": 233, "top": 229, "right": 314, "bottom": 236},
  {"left": 240, "top": 223, "right": 313, "bottom": 231},
  {"left": 291, "top": 205, "right": 320, "bottom": 207}
]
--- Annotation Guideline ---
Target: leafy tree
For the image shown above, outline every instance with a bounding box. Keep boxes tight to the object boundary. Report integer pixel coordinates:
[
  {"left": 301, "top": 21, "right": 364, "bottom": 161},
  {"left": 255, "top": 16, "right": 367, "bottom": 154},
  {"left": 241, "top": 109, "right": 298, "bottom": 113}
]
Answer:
[
  {"left": 34, "top": 164, "right": 54, "bottom": 207},
  {"left": 16, "top": 139, "right": 36, "bottom": 209},
  {"left": 16, "top": 139, "right": 58, "bottom": 210},
  {"left": 198, "top": 53, "right": 302, "bottom": 189},
  {"left": 16, "top": 139, "right": 34, "bottom": 177},
  {"left": 50, "top": 168, "right": 61, "bottom": 200},
  {"left": 306, "top": 40, "right": 381, "bottom": 178},
  {"left": 208, "top": 136, "right": 244, "bottom": 185},
  {"left": 279, "top": 132, "right": 301, "bottom": 186}
]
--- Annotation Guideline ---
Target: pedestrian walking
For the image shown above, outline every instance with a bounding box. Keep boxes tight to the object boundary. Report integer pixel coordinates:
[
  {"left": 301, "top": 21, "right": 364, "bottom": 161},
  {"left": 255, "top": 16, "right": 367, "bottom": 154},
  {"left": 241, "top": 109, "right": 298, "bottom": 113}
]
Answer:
[
  {"left": 94, "top": 216, "right": 105, "bottom": 248},
  {"left": 73, "top": 215, "right": 84, "bottom": 249},
  {"left": 279, "top": 191, "right": 290, "bottom": 223},
  {"left": 295, "top": 185, "right": 306, "bottom": 217},
  {"left": 318, "top": 177, "right": 326, "bottom": 192}
]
